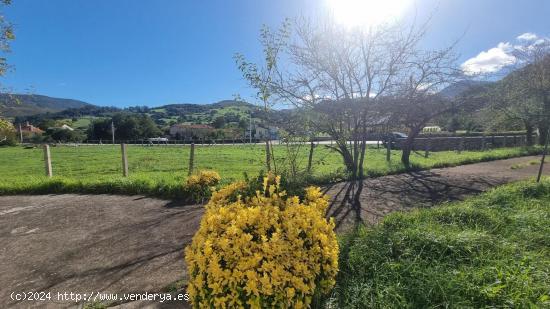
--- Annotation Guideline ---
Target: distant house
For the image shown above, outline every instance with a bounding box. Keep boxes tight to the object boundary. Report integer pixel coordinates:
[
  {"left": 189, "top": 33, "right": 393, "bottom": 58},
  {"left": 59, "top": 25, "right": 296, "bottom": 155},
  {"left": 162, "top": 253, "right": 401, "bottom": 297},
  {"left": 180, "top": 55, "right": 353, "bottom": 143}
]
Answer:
[
  {"left": 169, "top": 124, "right": 215, "bottom": 139},
  {"left": 147, "top": 137, "right": 169, "bottom": 143},
  {"left": 423, "top": 126, "right": 442, "bottom": 133},
  {"left": 246, "top": 125, "right": 279, "bottom": 140},
  {"left": 48, "top": 124, "right": 74, "bottom": 131},
  {"left": 59, "top": 124, "right": 74, "bottom": 131},
  {"left": 19, "top": 121, "right": 44, "bottom": 135}
]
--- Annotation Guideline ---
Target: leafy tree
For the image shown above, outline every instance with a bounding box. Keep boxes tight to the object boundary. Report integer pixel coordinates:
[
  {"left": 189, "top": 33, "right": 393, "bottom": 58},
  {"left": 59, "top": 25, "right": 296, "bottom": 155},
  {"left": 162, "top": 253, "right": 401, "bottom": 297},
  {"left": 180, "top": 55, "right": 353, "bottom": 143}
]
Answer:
[
  {"left": 87, "top": 113, "right": 161, "bottom": 140},
  {"left": 212, "top": 115, "right": 226, "bottom": 129},
  {"left": 0, "top": 0, "right": 15, "bottom": 115},
  {"left": 44, "top": 128, "right": 85, "bottom": 143},
  {"left": 0, "top": 0, "right": 14, "bottom": 79}
]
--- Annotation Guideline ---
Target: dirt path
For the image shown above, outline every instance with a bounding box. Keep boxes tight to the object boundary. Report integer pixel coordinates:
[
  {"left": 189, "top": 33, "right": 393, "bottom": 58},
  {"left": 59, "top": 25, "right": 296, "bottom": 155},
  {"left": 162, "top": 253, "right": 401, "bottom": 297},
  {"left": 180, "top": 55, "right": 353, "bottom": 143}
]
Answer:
[
  {"left": 324, "top": 155, "right": 550, "bottom": 231},
  {"left": 0, "top": 195, "right": 200, "bottom": 308},
  {"left": 0, "top": 155, "right": 548, "bottom": 308}
]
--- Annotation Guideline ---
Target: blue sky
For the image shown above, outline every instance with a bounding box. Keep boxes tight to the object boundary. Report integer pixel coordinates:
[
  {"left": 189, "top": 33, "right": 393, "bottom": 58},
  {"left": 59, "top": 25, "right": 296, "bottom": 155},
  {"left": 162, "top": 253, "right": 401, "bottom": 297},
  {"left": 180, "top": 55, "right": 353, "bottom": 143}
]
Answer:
[{"left": 2, "top": 0, "right": 549, "bottom": 107}]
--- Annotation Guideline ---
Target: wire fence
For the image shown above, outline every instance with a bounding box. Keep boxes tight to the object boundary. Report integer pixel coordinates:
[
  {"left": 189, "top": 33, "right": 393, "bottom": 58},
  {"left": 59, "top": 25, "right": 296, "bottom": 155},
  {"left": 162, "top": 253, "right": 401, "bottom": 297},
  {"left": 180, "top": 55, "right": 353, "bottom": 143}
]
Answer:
[{"left": 3, "top": 134, "right": 538, "bottom": 183}]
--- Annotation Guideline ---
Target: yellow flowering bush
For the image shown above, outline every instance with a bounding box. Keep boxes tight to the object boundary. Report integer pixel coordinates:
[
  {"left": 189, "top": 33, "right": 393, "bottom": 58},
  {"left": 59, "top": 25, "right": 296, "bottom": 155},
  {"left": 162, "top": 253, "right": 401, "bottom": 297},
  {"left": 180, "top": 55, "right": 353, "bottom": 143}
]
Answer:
[
  {"left": 185, "top": 170, "right": 221, "bottom": 202},
  {"left": 185, "top": 175, "right": 339, "bottom": 308},
  {"left": 0, "top": 119, "right": 15, "bottom": 132},
  {"left": 0, "top": 119, "right": 17, "bottom": 146}
]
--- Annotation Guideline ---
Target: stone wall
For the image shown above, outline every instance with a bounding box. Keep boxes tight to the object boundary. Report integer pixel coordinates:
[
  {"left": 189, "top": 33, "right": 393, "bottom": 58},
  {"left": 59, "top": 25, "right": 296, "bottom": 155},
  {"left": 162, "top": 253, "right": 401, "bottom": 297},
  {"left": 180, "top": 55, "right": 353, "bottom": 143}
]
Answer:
[{"left": 396, "top": 135, "right": 532, "bottom": 152}]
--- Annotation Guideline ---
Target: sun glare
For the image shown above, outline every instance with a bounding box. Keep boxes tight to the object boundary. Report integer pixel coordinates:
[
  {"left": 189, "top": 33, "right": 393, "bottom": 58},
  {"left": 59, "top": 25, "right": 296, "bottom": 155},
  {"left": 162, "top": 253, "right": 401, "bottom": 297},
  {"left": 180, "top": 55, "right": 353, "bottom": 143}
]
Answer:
[{"left": 326, "top": 0, "right": 411, "bottom": 28}]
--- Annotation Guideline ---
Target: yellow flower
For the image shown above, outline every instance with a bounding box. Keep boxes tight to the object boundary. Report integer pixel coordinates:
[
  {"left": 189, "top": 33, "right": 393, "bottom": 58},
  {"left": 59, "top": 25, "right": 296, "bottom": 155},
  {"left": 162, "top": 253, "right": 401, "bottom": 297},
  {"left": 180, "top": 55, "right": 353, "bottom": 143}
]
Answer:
[{"left": 184, "top": 176, "right": 339, "bottom": 308}]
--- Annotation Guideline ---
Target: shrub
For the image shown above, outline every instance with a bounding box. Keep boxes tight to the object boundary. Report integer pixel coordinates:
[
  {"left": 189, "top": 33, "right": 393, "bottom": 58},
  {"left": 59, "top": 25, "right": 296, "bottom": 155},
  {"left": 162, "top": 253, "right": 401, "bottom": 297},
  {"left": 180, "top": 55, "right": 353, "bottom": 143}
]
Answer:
[
  {"left": 185, "top": 174, "right": 339, "bottom": 308},
  {"left": 185, "top": 170, "right": 221, "bottom": 202},
  {"left": 0, "top": 119, "right": 17, "bottom": 146}
]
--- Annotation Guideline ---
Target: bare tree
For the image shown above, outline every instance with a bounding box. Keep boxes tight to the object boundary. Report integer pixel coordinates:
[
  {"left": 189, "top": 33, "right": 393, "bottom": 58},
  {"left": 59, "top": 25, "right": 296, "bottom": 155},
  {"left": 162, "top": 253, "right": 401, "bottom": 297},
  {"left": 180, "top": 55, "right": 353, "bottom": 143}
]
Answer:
[
  {"left": 264, "top": 16, "right": 465, "bottom": 174},
  {"left": 234, "top": 20, "right": 290, "bottom": 172},
  {"left": 489, "top": 72, "right": 542, "bottom": 146},
  {"left": 510, "top": 38, "right": 550, "bottom": 145},
  {"left": 265, "top": 18, "right": 422, "bottom": 177},
  {"left": 383, "top": 43, "right": 468, "bottom": 167}
]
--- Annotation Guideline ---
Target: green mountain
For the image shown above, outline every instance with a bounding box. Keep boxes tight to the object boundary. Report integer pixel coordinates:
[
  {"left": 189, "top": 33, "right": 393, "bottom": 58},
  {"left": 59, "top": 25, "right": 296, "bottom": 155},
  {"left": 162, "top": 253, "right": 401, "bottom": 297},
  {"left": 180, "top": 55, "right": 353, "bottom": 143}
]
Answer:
[
  {"left": 0, "top": 94, "right": 93, "bottom": 117},
  {"left": 148, "top": 100, "right": 261, "bottom": 125},
  {"left": 12, "top": 97, "right": 264, "bottom": 129},
  {"left": 439, "top": 80, "right": 493, "bottom": 99}
]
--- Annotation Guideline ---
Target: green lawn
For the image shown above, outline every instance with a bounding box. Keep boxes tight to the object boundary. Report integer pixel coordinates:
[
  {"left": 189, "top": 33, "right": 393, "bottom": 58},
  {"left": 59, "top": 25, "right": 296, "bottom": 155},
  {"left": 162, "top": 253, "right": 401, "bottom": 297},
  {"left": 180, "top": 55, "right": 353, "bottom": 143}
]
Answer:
[
  {"left": 332, "top": 179, "right": 550, "bottom": 308},
  {"left": 0, "top": 144, "right": 541, "bottom": 198}
]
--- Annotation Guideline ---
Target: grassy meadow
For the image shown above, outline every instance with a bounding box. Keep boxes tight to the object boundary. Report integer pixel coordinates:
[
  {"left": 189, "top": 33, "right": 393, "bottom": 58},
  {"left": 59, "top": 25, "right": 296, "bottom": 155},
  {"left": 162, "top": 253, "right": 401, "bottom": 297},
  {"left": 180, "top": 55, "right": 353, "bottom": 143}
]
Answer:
[
  {"left": 331, "top": 178, "right": 550, "bottom": 308},
  {"left": 0, "top": 144, "right": 542, "bottom": 198}
]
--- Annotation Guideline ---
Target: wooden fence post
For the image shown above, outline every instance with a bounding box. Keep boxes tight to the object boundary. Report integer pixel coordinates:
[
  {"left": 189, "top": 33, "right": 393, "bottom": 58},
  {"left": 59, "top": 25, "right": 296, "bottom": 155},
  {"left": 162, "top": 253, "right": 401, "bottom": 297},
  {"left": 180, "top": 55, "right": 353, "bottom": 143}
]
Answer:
[
  {"left": 537, "top": 129, "right": 549, "bottom": 183},
  {"left": 457, "top": 137, "right": 464, "bottom": 154},
  {"left": 503, "top": 135, "right": 507, "bottom": 147},
  {"left": 386, "top": 140, "right": 391, "bottom": 162},
  {"left": 188, "top": 143, "right": 195, "bottom": 176},
  {"left": 43, "top": 144, "right": 52, "bottom": 178},
  {"left": 307, "top": 141, "right": 315, "bottom": 174},
  {"left": 424, "top": 137, "right": 431, "bottom": 158},
  {"left": 481, "top": 135, "right": 486, "bottom": 151},
  {"left": 121, "top": 143, "right": 128, "bottom": 177}
]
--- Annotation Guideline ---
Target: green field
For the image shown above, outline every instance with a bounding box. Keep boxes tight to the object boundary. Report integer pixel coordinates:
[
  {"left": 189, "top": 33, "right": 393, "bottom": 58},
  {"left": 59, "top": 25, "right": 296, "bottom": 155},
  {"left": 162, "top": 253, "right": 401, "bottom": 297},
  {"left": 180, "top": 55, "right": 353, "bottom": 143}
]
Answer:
[
  {"left": 0, "top": 144, "right": 542, "bottom": 198},
  {"left": 332, "top": 179, "right": 550, "bottom": 308}
]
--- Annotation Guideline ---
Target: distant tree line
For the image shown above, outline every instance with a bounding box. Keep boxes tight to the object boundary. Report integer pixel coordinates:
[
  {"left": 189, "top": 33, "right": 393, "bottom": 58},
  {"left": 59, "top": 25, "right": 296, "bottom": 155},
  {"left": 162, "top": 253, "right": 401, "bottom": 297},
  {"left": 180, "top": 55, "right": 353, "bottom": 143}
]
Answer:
[{"left": 87, "top": 113, "right": 161, "bottom": 141}]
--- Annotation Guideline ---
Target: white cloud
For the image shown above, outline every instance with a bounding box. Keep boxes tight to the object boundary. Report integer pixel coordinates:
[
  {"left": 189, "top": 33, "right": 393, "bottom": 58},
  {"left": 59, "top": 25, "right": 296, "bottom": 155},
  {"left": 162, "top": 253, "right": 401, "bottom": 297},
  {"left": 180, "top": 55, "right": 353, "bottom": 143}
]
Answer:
[
  {"left": 461, "top": 42, "right": 516, "bottom": 75},
  {"left": 462, "top": 32, "right": 549, "bottom": 76},
  {"left": 517, "top": 32, "right": 538, "bottom": 41}
]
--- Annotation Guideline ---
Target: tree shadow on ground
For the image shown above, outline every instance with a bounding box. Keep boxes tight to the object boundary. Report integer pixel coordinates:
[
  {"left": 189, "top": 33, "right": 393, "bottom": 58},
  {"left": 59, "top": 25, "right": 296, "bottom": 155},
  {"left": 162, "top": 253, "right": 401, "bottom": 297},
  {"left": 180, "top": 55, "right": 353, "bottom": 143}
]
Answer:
[{"left": 323, "top": 170, "right": 506, "bottom": 232}]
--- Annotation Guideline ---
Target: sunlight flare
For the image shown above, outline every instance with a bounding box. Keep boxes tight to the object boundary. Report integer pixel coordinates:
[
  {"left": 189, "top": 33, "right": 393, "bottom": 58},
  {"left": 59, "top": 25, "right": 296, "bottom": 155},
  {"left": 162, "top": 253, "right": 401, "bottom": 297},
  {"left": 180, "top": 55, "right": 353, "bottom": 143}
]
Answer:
[{"left": 326, "top": 0, "right": 411, "bottom": 28}]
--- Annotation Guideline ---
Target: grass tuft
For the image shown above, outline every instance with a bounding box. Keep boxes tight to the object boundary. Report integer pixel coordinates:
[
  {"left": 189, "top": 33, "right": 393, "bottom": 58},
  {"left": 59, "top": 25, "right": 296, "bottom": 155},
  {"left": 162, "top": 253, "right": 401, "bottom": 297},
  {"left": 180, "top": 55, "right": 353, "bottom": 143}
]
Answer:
[{"left": 331, "top": 178, "right": 550, "bottom": 308}]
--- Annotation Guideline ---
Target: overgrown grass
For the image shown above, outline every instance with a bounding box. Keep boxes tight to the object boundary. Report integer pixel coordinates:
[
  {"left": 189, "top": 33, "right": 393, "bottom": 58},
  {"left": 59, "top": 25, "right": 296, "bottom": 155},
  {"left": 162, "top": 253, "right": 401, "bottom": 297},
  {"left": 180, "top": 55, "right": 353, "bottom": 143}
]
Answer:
[
  {"left": 0, "top": 144, "right": 542, "bottom": 198},
  {"left": 511, "top": 158, "right": 548, "bottom": 169},
  {"left": 330, "top": 179, "right": 550, "bottom": 308}
]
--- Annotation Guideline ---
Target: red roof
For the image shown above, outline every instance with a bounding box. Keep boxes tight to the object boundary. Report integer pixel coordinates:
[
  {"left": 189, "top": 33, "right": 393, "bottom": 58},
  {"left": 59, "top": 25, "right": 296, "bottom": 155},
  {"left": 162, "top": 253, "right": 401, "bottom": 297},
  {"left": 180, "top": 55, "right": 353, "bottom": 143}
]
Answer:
[{"left": 20, "top": 123, "right": 44, "bottom": 133}]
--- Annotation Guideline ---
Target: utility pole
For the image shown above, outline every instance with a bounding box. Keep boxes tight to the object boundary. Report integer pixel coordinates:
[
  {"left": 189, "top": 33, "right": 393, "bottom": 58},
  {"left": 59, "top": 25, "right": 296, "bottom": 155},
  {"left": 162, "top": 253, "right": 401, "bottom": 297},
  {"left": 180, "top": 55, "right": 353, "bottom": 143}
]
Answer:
[{"left": 111, "top": 121, "right": 115, "bottom": 144}]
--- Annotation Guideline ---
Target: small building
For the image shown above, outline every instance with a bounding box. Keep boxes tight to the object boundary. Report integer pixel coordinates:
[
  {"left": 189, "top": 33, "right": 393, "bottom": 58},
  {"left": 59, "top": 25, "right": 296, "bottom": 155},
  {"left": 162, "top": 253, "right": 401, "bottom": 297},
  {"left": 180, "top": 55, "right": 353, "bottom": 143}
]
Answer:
[
  {"left": 47, "top": 124, "right": 74, "bottom": 131},
  {"left": 245, "top": 125, "right": 279, "bottom": 140},
  {"left": 19, "top": 121, "right": 44, "bottom": 135},
  {"left": 169, "top": 124, "right": 215, "bottom": 139},
  {"left": 423, "top": 126, "right": 442, "bottom": 133},
  {"left": 59, "top": 124, "right": 74, "bottom": 131}
]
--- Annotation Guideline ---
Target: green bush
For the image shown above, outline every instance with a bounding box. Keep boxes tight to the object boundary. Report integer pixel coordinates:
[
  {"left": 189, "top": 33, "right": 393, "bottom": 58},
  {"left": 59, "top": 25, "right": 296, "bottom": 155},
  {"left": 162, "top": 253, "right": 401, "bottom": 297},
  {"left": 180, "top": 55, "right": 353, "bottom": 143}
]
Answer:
[{"left": 332, "top": 179, "right": 550, "bottom": 308}]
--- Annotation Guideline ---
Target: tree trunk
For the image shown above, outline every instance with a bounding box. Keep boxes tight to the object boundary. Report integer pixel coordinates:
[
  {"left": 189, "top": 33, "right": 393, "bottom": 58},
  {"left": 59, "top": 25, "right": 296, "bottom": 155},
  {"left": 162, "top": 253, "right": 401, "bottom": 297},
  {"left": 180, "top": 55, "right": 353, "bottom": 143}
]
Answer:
[
  {"left": 357, "top": 117, "right": 368, "bottom": 179},
  {"left": 401, "top": 127, "right": 422, "bottom": 169},
  {"left": 401, "top": 146, "right": 412, "bottom": 168},
  {"left": 338, "top": 142, "right": 357, "bottom": 178},
  {"left": 539, "top": 124, "right": 549, "bottom": 146}
]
